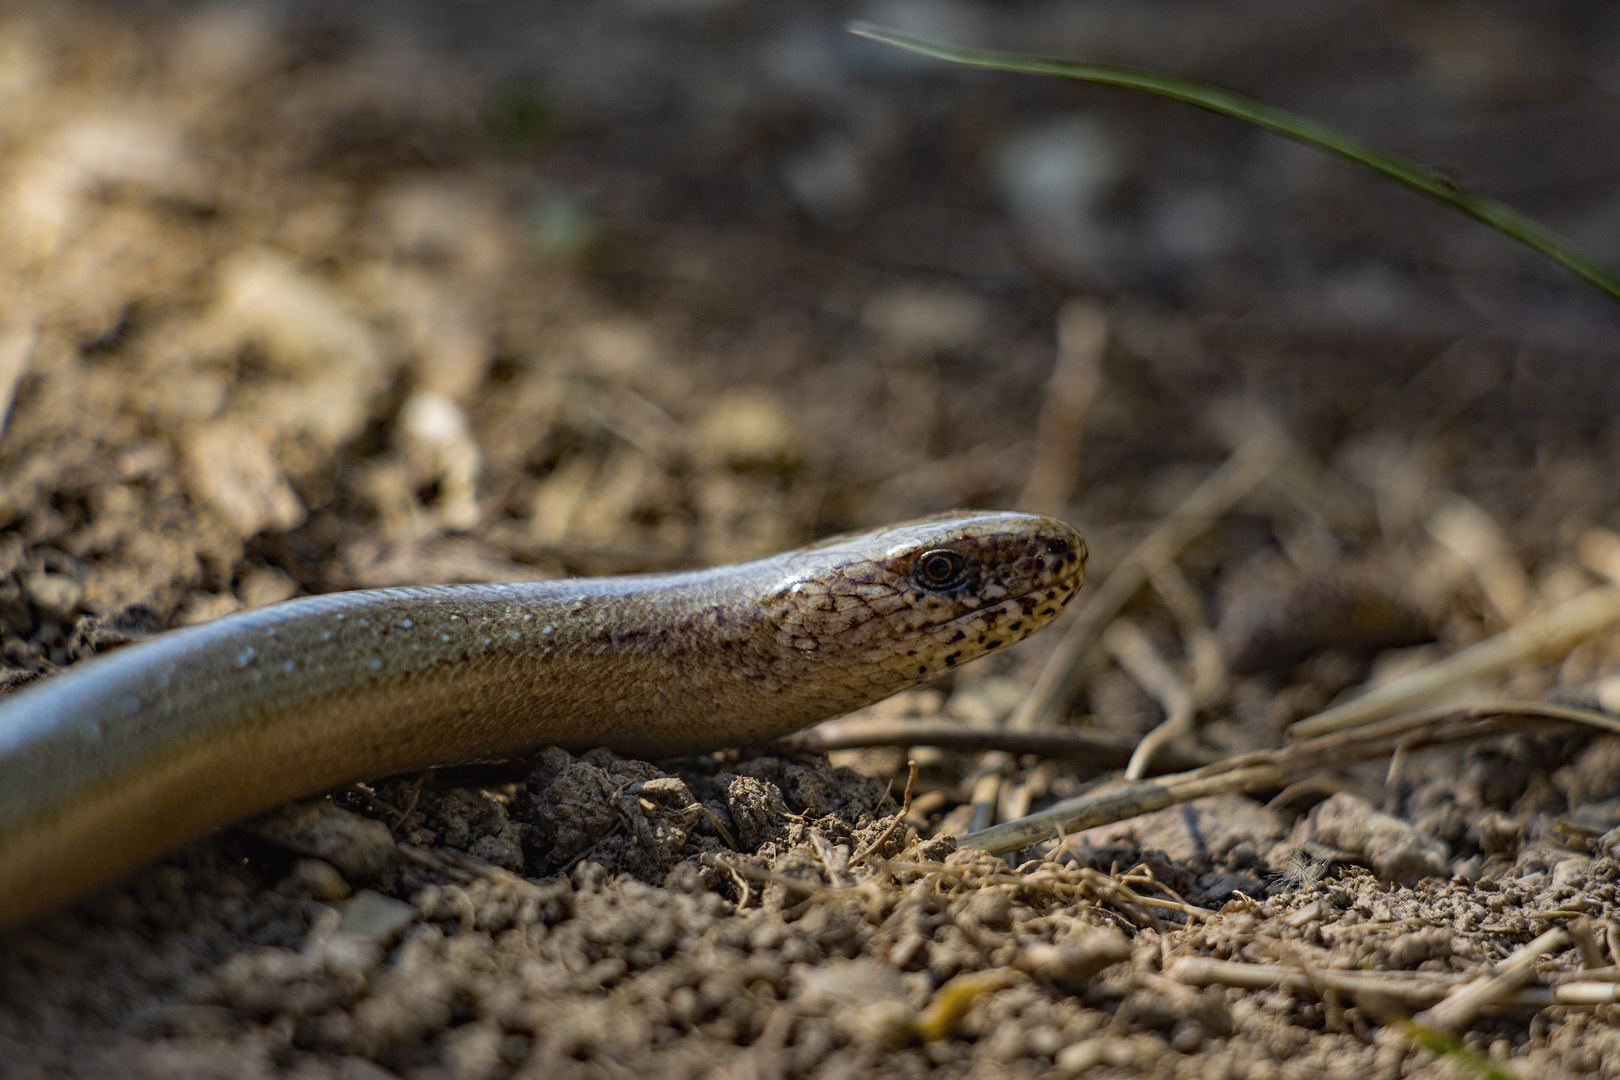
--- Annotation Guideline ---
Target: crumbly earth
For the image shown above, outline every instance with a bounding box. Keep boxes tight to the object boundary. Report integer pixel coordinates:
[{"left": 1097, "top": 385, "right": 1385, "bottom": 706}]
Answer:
[{"left": 5, "top": 3, "right": 1620, "bottom": 1078}]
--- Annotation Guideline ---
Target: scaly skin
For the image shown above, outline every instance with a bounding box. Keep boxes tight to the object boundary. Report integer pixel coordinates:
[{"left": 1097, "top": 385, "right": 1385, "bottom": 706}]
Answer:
[{"left": 0, "top": 510, "right": 1084, "bottom": 926}]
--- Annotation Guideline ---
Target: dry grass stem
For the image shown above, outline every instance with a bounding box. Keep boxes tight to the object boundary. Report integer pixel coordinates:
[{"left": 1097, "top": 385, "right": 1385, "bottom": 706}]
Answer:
[
  {"left": 1118, "top": 865, "right": 1214, "bottom": 921},
  {"left": 959, "top": 764, "right": 1285, "bottom": 856},
  {"left": 851, "top": 760, "right": 917, "bottom": 866},
  {"left": 960, "top": 701, "right": 1620, "bottom": 856},
  {"left": 869, "top": 852, "right": 1205, "bottom": 931},
  {"left": 1170, "top": 957, "right": 1620, "bottom": 1010},
  {"left": 1569, "top": 918, "right": 1608, "bottom": 970},
  {"left": 1018, "top": 300, "right": 1106, "bottom": 517},
  {"left": 1416, "top": 928, "right": 1571, "bottom": 1035},
  {"left": 1288, "top": 587, "right": 1620, "bottom": 738},
  {"left": 1010, "top": 429, "right": 1290, "bottom": 730},
  {"left": 1424, "top": 493, "right": 1532, "bottom": 623},
  {"left": 1145, "top": 556, "right": 1228, "bottom": 707},
  {"left": 1577, "top": 527, "right": 1620, "bottom": 583},
  {"left": 1103, "top": 617, "right": 1198, "bottom": 780},
  {"left": 997, "top": 768, "right": 1037, "bottom": 825},
  {"left": 778, "top": 716, "right": 1214, "bottom": 771},
  {"left": 0, "top": 316, "right": 37, "bottom": 439},
  {"left": 704, "top": 840, "right": 1205, "bottom": 942},
  {"left": 397, "top": 843, "right": 551, "bottom": 899},
  {"left": 966, "top": 764, "right": 1006, "bottom": 833},
  {"left": 705, "top": 854, "right": 846, "bottom": 901}
]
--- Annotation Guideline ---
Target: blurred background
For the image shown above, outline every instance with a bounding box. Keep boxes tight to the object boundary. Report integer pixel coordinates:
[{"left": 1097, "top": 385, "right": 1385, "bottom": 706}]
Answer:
[{"left": 9, "top": 4, "right": 1620, "bottom": 1074}]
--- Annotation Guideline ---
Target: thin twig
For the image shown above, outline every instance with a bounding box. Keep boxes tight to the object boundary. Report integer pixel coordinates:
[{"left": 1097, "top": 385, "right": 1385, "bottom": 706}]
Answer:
[
  {"left": 959, "top": 701, "right": 1620, "bottom": 856},
  {"left": 1145, "top": 555, "right": 1227, "bottom": 708},
  {"left": 961, "top": 764, "right": 1286, "bottom": 857},
  {"left": 724, "top": 861, "right": 753, "bottom": 910},
  {"left": 1578, "top": 527, "right": 1620, "bottom": 584},
  {"left": 1569, "top": 918, "right": 1609, "bottom": 971},
  {"left": 390, "top": 773, "right": 428, "bottom": 830},
  {"left": 1119, "top": 863, "right": 1215, "bottom": 922},
  {"left": 966, "top": 762, "right": 1006, "bottom": 834},
  {"left": 705, "top": 854, "right": 840, "bottom": 899},
  {"left": 696, "top": 805, "right": 742, "bottom": 852},
  {"left": 776, "top": 716, "right": 1215, "bottom": 771},
  {"left": 396, "top": 843, "right": 552, "bottom": 897},
  {"left": 807, "top": 829, "right": 851, "bottom": 888},
  {"left": 851, "top": 759, "right": 917, "bottom": 866},
  {"left": 1425, "top": 493, "right": 1532, "bottom": 624},
  {"left": 1170, "top": 957, "right": 1620, "bottom": 1009},
  {"left": 878, "top": 855, "right": 1195, "bottom": 928},
  {"left": 1103, "top": 618, "right": 1199, "bottom": 780},
  {"left": 1416, "top": 928, "right": 1571, "bottom": 1035},
  {"left": 1019, "top": 300, "right": 1105, "bottom": 516},
  {"left": 1075, "top": 866, "right": 1162, "bottom": 931}
]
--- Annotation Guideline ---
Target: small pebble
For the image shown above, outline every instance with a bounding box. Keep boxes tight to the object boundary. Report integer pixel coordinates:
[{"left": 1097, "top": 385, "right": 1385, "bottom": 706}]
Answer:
[
  {"left": 280, "top": 858, "right": 351, "bottom": 901},
  {"left": 1552, "top": 857, "right": 1591, "bottom": 890},
  {"left": 337, "top": 889, "right": 418, "bottom": 944},
  {"left": 245, "top": 799, "right": 396, "bottom": 878},
  {"left": 1017, "top": 930, "right": 1131, "bottom": 985}
]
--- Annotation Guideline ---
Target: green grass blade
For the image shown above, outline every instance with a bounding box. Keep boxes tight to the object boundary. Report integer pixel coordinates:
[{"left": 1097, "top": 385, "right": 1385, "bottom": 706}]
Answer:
[
  {"left": 1400, "top": 1023, "right": 1524, "bottom": 1080},
  {"left": 848, "top": 21, "right": 1620, "bottom": 306}
]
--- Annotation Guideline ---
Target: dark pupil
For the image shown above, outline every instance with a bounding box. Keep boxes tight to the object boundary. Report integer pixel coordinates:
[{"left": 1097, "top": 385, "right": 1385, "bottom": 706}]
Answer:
[{"left": 925, "top": 556, "right": 953, "bottom": 581}]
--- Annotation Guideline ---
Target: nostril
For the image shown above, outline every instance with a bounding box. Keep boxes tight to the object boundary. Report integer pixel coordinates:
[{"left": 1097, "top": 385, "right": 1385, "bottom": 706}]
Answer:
[{"left": 1046, "top": 538, "right": 1067, "bottom": 555}]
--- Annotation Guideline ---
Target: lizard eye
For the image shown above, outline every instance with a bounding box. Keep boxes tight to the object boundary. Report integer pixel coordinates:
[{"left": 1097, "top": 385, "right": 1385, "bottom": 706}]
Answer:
[{"left": 914, "top": 549, "right": 967, "bottom": 590}]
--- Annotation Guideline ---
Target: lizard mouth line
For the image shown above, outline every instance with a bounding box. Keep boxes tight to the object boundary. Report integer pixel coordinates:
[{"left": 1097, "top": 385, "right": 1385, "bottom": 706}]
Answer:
[{"left": 934, "top": 585, "right": 1077, "bottom": 633}]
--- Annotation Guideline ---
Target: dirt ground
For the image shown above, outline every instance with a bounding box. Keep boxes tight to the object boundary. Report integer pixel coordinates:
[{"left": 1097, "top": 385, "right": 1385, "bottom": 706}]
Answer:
[{"left": 6, "top": 2, "right": 1620, "bottom": 1077}]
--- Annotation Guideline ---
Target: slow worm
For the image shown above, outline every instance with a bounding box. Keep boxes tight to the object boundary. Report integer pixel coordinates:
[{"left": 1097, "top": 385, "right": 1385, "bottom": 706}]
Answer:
[{"left": 0, "top": 510, "right": 1083, "bottom": 926}]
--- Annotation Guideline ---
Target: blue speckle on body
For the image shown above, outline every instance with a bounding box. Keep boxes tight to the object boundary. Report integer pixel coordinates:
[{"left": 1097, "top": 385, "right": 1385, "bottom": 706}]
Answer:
[
  {"left": 401, "top": 618, "right": 413, "bottom": 628},
  {"left": 370, "top": 659, "right": 382, "bottom": 670},
  {"left": 235, "top": 647, "right": 256, "bottom": 667}
]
